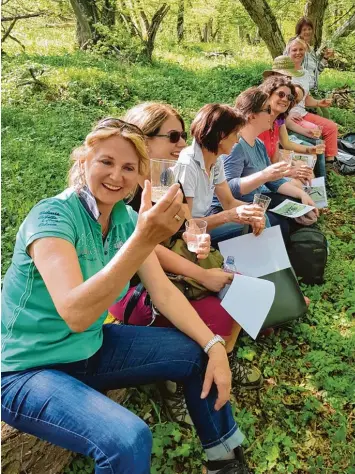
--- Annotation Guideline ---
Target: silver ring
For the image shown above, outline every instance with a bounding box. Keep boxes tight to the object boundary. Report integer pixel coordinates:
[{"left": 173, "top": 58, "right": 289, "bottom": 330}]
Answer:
[{"left": 174, "top": 214, "right": 182, "bottom": 222}]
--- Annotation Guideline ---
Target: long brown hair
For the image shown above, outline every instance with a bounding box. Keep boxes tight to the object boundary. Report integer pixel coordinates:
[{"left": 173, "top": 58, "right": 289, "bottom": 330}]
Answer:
[{"left": 259, "top": 76, "right": 296, "bottom": 119}]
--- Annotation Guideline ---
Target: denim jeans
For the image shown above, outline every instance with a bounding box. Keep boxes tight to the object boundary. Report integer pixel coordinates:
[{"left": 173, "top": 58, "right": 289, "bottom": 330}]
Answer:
[
  {"left": 1, "top": 324, "right": 244, "bottom": 474},
  {"left": 287, "top": 132, "right": 327, "bottom": 179}
]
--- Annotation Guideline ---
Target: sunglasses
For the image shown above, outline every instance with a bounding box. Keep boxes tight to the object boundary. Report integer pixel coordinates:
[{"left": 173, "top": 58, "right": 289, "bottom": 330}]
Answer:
[
  {"left": 150, "top": 130, "right": 188, "bottom": 144},
  {"left": 275, "top": 91, "right": 295, "bottom": 102},
  {"left": 95, "top": 117, "right": 144, "bottom": 135},
  {"left": 260, "top": 105, "right": 272, "bottom": 115}
]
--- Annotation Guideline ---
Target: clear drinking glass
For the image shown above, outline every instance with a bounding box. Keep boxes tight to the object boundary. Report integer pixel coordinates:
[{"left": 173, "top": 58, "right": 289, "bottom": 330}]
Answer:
[
  {"left": 150, "top": 159, "right": 178, "bottom": 202},
  {"left": 253, "top": 194, "right": 271, "bottom": 213},
  {"left": 312, "top": 125, "right": 323, "bottom": 140},
  {"left": 185, "top": 219, "right": 207, "bottom": 253},
  {"left": 278, "top": 149, "right": 294, "bottom": 164}
]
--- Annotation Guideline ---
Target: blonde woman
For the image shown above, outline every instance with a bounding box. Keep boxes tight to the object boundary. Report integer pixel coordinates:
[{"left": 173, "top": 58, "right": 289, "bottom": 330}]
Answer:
[{"left": 1, "top": 118, "right": 254, "bottom": 474}]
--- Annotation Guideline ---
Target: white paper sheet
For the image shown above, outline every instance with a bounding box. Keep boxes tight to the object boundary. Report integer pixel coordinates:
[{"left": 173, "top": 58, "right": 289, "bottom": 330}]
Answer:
[
  {"left": 221, "top": 274, "right": 275, "bottom": 340},
  {"left": 269, "top": 199, "right": 315, "bottom": 218},
  {"left": 218, "top": 226, "right": 291, "bottom": 278},
  {"left": 304, "top": 177, "right": 328, "bottom": 209}
]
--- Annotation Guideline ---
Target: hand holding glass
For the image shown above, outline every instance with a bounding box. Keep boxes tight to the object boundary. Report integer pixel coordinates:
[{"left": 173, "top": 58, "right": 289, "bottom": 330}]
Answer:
[
  {"left": 150, "top": 159, "right": 183, "bottom": 202},
  {"left": 279, "top": 149, "right": 294, "bottom": 164},
  {"left": 253, "top": 194, "right": 271, "bottom": 214},
  {"left": 185, "top": 219, "right": 208, "bottom": 253}
]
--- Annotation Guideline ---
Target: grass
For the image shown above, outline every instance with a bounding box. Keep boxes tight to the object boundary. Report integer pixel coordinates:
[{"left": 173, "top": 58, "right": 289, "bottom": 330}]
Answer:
[{"left": 2, "top": 25, "right": 355, "bottom": 474}]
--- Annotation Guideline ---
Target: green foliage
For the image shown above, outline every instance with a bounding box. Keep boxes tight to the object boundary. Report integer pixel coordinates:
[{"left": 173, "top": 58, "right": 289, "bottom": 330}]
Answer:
[{"left": 2, "top": 27, "right": 355, "bottom": 474}]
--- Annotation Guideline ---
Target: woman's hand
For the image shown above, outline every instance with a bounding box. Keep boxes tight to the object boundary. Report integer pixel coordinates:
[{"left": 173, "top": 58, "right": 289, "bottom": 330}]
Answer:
[
  {"left": 301, "top": 192, "right": 319, "bottom": 216},
  {"left": 323, "top": 48, "right": 334, "bottom": 60},
  {"left": 262, "top": 162, "right": 290, "bottom": 181},
  {"left": 290, "top": 164, "right": 313, "bottom": 184},
  {"left": 201, "top": 343, "right": 232, "bottom": 411},
  {"left": 308, "top": 143, "right": 325, "bottom": 155},
  {"left": 289, "top": 112, "right": 303, "bottom": 122},
  {"left": 137, "top": 181, "right": 185, "bottom": 245},
  {"left": 183, "top": 232, "right": 211, "bottom": 260},
  {"left": 251, "top": 214, "right": 266, "bottom": 236},
  {"left": 318, "top": 98, "right": 332, "bottom": 108},
  {"left": 199, "top": 268, "right": 234, "bottom": 292}
]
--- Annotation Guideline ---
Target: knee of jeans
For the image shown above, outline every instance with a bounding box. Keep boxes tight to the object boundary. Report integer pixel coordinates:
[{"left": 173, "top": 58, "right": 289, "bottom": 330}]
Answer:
[{"left": 103, "top": 416, "right": 152, "bottom": 467}]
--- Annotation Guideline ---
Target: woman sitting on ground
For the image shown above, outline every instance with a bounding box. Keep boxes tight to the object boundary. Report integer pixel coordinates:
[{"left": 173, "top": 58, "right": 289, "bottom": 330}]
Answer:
[
  {"left": 209, "top": 87, "right": 317, "bottom": 240},
  {"left": 285, "top": 37, "right": 338, "bottom": 172},
  {"left": 108, "top": 102, "right": 263, "bottom": 404},
  {"left": 1, "top": 118, "right": 254, "bottom": 474},
  {"left": 176, "top": 103, "right": 266, "bottom": 248},
  {"left": 286, "top": 16, "right": 334, "bottom": 118},
  {"left": 258, "top": 75, "right": 326, "bottom": 181}
]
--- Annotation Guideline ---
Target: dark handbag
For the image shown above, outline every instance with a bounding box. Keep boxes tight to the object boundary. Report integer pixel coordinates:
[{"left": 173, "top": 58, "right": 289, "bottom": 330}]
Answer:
[
  {"left": 162, "top": 236, "right": 224, "bottom": 300},
  {"left": 240, "top": 225, "right": 308, "bottom": 329},
  {"left": 260, "top": 268, "right": 308, "bottom": 329}
]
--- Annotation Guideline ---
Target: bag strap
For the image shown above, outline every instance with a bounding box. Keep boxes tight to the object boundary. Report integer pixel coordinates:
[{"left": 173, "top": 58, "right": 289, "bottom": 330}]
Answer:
[{"left": 123, "top": 283, "right": 145, "bottom": 325}]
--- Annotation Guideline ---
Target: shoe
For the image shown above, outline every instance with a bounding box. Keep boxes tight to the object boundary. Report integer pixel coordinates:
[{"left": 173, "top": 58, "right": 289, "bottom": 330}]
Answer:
[
  {"left": 160, "top": 381, "right": 193, "bottom": 425},
  {"left": 206, "top": 446, "right": 254, "bottom": 473},
  {"left": 326, "top": 160, "right": 340, "bottom": 174},
  {"left": 228, "top": 352, "right": 263, "bottom": 390}
]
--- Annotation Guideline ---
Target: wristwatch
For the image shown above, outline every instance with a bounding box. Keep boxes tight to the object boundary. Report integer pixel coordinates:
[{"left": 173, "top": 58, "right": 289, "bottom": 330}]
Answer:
[{"left": 204, "top": 335, "right": 226, "bottom": 354}]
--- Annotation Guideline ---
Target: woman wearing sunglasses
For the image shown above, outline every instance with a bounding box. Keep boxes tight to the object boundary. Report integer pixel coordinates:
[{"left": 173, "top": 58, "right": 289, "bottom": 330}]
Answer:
[
  {"left": 1, "top": 117, "right": 256, "bottom": 474},
  {"left": 258, "top": 75, "right": 326, "bottom": 182},
  {"left": 209, "top": 87, "right": 317, "bottom": 238},
  {"left": 109, "top": 102, "right": 263, "bottom": 417}
]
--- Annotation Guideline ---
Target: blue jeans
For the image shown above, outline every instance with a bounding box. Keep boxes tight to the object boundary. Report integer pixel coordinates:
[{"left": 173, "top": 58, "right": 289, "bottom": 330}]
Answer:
[
  {"left": 287, "top": 132, "right": 326, "bottom": 179},
  {"left": 1, "top": 324, "right": 244, "bottom": 474}
]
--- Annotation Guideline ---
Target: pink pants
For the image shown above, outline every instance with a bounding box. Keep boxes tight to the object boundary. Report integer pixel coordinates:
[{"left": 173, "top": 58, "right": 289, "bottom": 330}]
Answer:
[
  {"left": 109, "top": 286, "right": 234, "bottom": 338},
  {"left": 297, "top": 119, "right": 317, "bottom": 130},
  {"left": 304, "top": 112, "right": 338, "bottom": 158}
]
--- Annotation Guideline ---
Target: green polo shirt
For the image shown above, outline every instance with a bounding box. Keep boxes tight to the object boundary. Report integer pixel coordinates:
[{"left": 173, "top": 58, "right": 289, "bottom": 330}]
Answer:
[{"left": 1, "top": 188, "right": 138, "bottom": 372}]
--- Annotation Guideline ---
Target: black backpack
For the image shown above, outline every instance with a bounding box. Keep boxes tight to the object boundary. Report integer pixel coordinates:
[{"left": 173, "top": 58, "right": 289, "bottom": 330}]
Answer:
[{"left": 287, "top": 227, "right": 328, "bottom": 285}]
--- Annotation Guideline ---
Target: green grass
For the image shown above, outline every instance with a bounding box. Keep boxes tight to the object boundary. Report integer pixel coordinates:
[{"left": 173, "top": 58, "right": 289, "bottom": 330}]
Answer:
[{"left": 2, "top": 35, "right": 355, "bottom": 474}]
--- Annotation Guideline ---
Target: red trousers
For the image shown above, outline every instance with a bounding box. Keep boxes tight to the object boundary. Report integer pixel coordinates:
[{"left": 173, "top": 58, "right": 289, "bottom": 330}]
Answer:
[
  {"left": 304, "top": 112, "right": 338, "bottom": 158},
  {"left": 109, "top": 286, "right": 234, "bottom": 338}
]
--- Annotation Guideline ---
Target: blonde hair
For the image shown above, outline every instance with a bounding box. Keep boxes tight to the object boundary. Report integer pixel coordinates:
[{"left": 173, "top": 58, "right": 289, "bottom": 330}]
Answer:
[
  {"left": 69, "top": 118, "right": 149, "bottom": 192},
  {"left": 286, "top": 36, "right": 309, "bottom": 54},
  {"left": 123, "top": 102, "right": 185, "bottom": 136}
]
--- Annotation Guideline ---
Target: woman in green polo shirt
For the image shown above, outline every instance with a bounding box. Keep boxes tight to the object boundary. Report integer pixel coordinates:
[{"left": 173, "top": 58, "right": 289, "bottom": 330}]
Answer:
[{"left": 1, "top": 118, "right": 254, "bottom": 474}]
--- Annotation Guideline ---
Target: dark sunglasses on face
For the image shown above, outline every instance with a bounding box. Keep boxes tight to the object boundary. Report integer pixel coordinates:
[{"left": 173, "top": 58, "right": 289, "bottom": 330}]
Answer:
[
  {"left": 94, "top": 117, "right": 144, "bottom": 135},
  {"left": 151, "top": 130, "right": 188, "bottom": 144},
  {"left": 275, "top": 91, "right": 295, "bottom": 102},
  {"left": 260, "top": 105, "right": 272, "bottom": 115}
]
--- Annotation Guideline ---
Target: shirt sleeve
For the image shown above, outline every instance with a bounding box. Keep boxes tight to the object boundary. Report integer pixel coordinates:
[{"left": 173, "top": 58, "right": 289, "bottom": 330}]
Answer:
[
  {"left": 259, "top": 144, "right": 287, "bottom": 192},
  {"left": 222, "top": 144, "right": 246, "bottom": 198},
  {"left": 23, "top": 198, "right": 77, "bottom": 249},
  {"left": 177, "top": 161, "right": 198, "bottom": 198},
  {"left": 213, "top": 157, "right": 226, "bottom": 185}
]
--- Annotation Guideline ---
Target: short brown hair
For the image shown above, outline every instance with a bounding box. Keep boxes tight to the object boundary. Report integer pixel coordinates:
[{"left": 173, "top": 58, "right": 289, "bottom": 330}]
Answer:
[
  {"left": 295, "top": 17, "right": 314, "bottom": 36},
  {"left": 259, "top": 76, "right": 296, "bottom": 119},
  {"left": 190, "top": 104, "right": 245, "bottom": 154},
  {"left": 234, "top": 87, "right": 269, "bottom": 119}
]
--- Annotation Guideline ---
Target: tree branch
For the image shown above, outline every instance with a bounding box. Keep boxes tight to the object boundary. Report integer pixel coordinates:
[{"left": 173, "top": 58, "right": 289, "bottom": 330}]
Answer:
[
  {"left": 1, "top": 12, "right": 45, "bottom": 22},
  {"left": 1, "top": 17, "right": 16, "bottom": 42}
]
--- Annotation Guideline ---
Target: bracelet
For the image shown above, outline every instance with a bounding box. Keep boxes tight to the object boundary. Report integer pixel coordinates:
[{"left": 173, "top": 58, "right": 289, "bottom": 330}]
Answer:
[{"left": 204, "top": 335, "right": 226, "bottom": 354}]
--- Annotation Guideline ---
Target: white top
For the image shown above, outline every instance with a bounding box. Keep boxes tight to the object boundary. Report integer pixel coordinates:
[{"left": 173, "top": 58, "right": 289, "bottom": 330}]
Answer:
[
  {"left": 290, "top": 68, "right": 311, "bottom": 118},
  {"left": 177, "top": 140, "right": 226, "bottom": 218}
]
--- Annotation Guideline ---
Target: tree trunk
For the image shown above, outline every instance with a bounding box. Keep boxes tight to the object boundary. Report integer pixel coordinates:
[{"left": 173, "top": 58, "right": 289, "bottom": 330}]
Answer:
[
  {"left": 304, "top": 0, "right": 329, "bottom": 50},
  {"left": 331, "top": 12, "right": 355, "bottom": 41},
  {"left": 238, "top": 0, "right": 285, "bottom": 58},
  {"left": 1, "top": 389, "right": 126, "bottom": 474},
  {"left": 69, "top": 0, "right": 99, "bottom": 47},
  {"left": 144, "top": 3, "right": 169, "bottom": 60},
  {"left": 177, "top": 0, "right": 184, "bottom": 43},
  {"left": 101, "top": 0, "right": 116, "bottom": 27}
]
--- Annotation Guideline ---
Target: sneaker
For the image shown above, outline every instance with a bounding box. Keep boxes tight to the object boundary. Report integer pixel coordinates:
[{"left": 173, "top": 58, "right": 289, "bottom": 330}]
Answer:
[
  {"left": 160, "top": 381, "right": 193, "bottom": 425},
  {"left": 205, "top": 446, "right": 254, "bottom": 474},
  {"left": 228, "top": 352, "right": 263, "bottom": 390}
]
